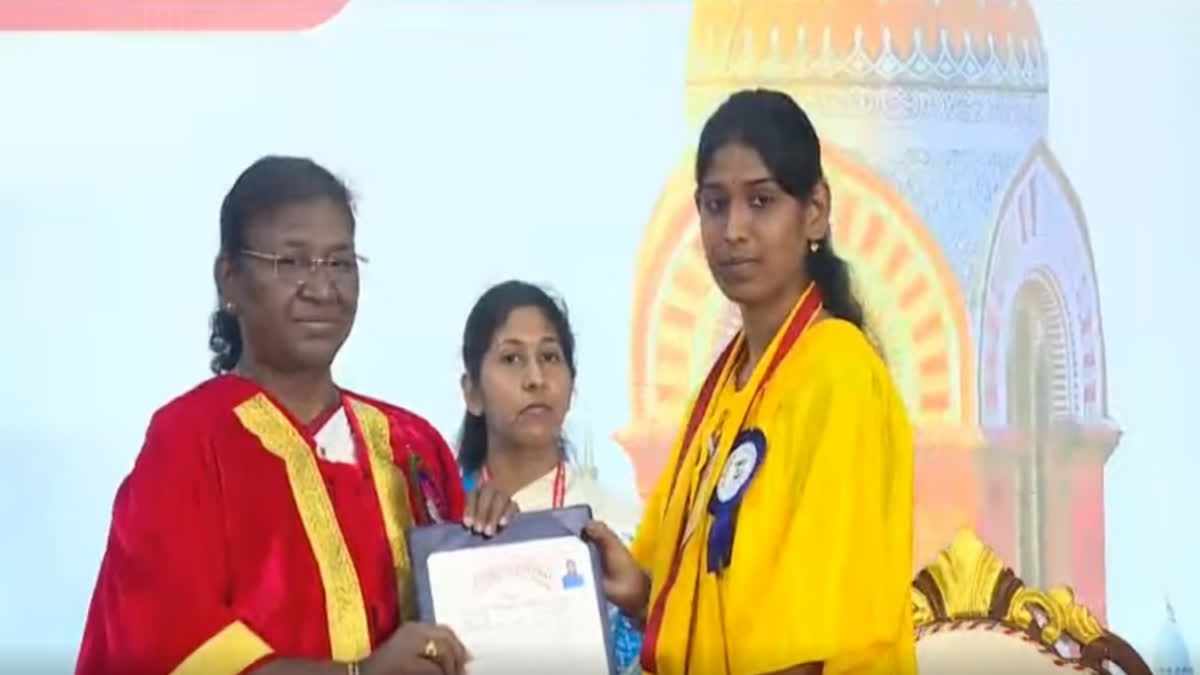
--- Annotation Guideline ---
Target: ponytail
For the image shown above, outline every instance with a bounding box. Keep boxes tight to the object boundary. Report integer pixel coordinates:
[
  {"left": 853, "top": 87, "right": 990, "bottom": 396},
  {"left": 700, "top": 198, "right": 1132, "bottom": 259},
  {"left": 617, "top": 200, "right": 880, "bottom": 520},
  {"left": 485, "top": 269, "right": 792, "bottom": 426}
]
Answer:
[
  {"left": 208, "top": 306, "right": 243, "bottom": 374},
  {"left": 455, "top": 412, "right": 574, "bottom": 479},
  {"left": 807, "top": 235, "right": 887, "bottom": 357},
  {"left": 456, "top": 412, "right": 488, "bottom": 476},
  {"left": 805, "top": 236, "right": 864, "bottom": 330}
]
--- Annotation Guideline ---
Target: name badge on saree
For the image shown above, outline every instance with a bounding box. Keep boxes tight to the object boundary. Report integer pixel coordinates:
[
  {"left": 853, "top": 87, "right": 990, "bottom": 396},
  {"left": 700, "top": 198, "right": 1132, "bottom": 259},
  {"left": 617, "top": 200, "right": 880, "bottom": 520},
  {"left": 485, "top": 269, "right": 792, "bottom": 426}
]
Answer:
[{"left": 706, "top": 428, "right": 766, "bottom": 574}]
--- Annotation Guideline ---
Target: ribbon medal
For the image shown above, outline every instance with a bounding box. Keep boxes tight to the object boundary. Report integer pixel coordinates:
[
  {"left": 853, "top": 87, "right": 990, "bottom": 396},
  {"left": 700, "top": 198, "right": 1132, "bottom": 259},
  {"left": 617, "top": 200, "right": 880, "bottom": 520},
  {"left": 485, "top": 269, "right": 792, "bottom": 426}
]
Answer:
[{"left": 706, "top": 428, "right": 766, "bottom": 574}]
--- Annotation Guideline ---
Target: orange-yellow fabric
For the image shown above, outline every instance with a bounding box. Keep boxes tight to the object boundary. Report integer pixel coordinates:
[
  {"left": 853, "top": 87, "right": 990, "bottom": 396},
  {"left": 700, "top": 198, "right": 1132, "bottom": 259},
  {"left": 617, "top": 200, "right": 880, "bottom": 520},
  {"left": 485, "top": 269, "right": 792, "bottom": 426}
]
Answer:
[{"left": 633, "top": 316, "right": 915, "bottom": 675}]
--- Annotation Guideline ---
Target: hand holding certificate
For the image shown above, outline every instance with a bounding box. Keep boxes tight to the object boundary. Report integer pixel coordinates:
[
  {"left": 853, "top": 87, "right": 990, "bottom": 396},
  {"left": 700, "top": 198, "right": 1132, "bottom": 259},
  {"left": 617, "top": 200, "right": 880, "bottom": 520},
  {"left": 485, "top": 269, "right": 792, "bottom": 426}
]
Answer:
[
  {"left": 408, "top": 505, "right": 616, "bottom": 675},
  {"left": 581, "top": 520, "right": 651, "bottom": 622},
  {"left": 357, "top": 622, "right": 470, "bottom": 675}
]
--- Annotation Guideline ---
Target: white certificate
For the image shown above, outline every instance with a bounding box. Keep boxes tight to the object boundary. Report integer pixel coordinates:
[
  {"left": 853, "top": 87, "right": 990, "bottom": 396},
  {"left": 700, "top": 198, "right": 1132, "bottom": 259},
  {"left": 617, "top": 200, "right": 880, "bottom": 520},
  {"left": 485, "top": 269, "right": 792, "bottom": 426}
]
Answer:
[{"left": 427, "top": 534, "right": 611, "bottom": 675}]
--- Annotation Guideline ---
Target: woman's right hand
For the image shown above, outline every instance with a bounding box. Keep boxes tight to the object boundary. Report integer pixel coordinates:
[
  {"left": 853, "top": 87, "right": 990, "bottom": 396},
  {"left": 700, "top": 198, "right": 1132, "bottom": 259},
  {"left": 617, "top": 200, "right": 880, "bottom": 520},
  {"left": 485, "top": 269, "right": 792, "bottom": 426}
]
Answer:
[
  {"left": 363, "top": 621, "right": 469, "bottom": 675},
  {"left": 583, "top": 520, "right": 650, "bottom": 619}
]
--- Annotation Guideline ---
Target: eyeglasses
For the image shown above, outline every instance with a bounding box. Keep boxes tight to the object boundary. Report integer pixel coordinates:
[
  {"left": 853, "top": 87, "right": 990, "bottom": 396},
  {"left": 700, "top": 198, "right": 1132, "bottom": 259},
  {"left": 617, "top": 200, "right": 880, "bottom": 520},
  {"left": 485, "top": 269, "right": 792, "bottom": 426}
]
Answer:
[{"left": 239, "top": 249, "right": 368, "bottom": 287}]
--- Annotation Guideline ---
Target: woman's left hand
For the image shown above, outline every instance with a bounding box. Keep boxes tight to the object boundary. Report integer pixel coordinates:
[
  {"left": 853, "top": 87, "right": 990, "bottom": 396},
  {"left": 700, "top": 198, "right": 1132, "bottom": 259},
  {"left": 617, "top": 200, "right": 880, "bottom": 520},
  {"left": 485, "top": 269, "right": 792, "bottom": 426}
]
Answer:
[{"left": 462, "top": 484, "right": 519, "bottom": 536}]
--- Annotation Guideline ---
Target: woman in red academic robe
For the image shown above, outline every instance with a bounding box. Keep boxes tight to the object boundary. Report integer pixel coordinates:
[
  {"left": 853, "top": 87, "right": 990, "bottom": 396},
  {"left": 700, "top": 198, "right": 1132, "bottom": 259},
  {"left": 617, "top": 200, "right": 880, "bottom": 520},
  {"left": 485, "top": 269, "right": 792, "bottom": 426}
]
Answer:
[{"left": 76, "top": 156, "right": 515, "bottom": 675}]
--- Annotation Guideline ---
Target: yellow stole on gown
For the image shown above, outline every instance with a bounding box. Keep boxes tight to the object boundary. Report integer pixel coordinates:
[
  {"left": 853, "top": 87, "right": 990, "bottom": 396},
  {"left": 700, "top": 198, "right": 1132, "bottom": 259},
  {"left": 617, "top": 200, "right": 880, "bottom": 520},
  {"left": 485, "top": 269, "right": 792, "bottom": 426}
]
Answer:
[{"left": 632, "top": 284, "right": 916, "bottom": 675}]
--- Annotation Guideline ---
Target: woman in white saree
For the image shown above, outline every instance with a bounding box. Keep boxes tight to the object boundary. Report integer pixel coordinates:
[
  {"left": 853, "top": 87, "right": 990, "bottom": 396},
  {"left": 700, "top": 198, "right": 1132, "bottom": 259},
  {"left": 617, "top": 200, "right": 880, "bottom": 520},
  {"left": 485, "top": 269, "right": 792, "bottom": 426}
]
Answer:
[{"left": 455, "top": 280, "right": 643, "bottom": 673}]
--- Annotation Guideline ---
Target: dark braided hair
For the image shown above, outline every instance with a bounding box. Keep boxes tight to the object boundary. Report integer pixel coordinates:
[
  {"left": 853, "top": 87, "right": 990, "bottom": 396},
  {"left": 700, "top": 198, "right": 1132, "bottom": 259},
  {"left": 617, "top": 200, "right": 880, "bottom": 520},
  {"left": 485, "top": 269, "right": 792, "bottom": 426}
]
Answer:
[{"left": 208, "top": 156, "right": 354, "bottom": 374}]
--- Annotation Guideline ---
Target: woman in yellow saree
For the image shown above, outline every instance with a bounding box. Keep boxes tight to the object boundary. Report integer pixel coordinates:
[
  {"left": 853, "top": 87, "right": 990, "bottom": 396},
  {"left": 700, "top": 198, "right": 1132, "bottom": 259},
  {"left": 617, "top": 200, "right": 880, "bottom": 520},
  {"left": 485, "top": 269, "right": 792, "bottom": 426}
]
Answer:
[{"left": 586, "top": 89, "right": 916, "bottom": 675}]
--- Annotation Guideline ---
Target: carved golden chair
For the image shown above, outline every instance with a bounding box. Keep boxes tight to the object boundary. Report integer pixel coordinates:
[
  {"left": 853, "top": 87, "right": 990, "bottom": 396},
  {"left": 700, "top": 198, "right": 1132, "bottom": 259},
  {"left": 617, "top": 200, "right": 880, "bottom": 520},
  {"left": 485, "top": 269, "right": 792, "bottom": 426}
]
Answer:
[{"left": 911, "top": 529, "right": 1151, "bottom": 675}]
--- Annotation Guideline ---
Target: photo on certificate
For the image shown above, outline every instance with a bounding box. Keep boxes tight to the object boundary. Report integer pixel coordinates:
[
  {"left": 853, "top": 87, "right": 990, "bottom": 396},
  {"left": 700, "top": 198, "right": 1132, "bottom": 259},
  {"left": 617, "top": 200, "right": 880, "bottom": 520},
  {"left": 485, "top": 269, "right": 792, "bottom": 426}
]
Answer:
[{"left": 408, "top": 505, "right": 616, "bottom": 675}]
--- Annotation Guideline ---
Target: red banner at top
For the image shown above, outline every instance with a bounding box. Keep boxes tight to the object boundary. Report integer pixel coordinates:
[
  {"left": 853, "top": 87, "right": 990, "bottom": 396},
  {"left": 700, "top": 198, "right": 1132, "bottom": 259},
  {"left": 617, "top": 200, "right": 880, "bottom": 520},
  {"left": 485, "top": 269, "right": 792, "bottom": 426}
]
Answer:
[{"left": 0, "top": 1, "right": 351, "bottom": 31}]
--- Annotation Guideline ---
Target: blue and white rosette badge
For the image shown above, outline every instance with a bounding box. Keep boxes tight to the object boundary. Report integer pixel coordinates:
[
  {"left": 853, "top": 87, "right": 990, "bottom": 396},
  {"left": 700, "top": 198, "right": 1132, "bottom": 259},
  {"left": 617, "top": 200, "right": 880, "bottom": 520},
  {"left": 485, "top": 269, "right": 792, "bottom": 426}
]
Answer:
[{"left": 706, "top": 428, "right": 766, "bottom": 574}]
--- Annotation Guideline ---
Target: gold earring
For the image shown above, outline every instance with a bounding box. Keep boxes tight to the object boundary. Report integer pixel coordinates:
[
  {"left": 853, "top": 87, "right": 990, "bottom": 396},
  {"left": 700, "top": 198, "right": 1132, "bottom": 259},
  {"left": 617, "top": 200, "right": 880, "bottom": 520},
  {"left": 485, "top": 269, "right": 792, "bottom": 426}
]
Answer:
[{"left": 809, "top": 240, "right": 820, "bottom": 253}]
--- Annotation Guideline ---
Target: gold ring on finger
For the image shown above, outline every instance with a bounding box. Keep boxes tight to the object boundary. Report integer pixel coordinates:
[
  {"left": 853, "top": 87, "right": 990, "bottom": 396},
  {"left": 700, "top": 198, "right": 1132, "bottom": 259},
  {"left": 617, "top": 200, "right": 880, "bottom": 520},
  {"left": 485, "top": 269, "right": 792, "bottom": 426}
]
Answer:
[{"left": 422, "top": 638, "right": 439, "bottom": 660}]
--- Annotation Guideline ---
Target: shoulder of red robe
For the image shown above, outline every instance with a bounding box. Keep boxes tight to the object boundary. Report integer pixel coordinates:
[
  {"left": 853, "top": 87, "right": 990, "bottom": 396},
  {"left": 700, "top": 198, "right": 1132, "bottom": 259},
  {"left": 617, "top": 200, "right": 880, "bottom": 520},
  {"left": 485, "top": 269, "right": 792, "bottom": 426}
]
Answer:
[
  {"left": 342, "top": 389, "right": 461, "bottom": 523},
  {"left": 142, "top": 375, "right": 258, "bottom": 437},
  {"left": 340, "top": 390, "right": 446, "bottom": 445}
]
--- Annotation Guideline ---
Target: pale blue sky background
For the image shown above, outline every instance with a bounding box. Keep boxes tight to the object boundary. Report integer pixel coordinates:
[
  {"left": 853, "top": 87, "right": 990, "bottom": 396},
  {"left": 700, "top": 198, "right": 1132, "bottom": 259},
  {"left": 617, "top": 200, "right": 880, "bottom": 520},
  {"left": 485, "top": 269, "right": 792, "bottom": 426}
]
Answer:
[{"left": 0, "top": 0, "right": 1196, "bottom": 668}]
